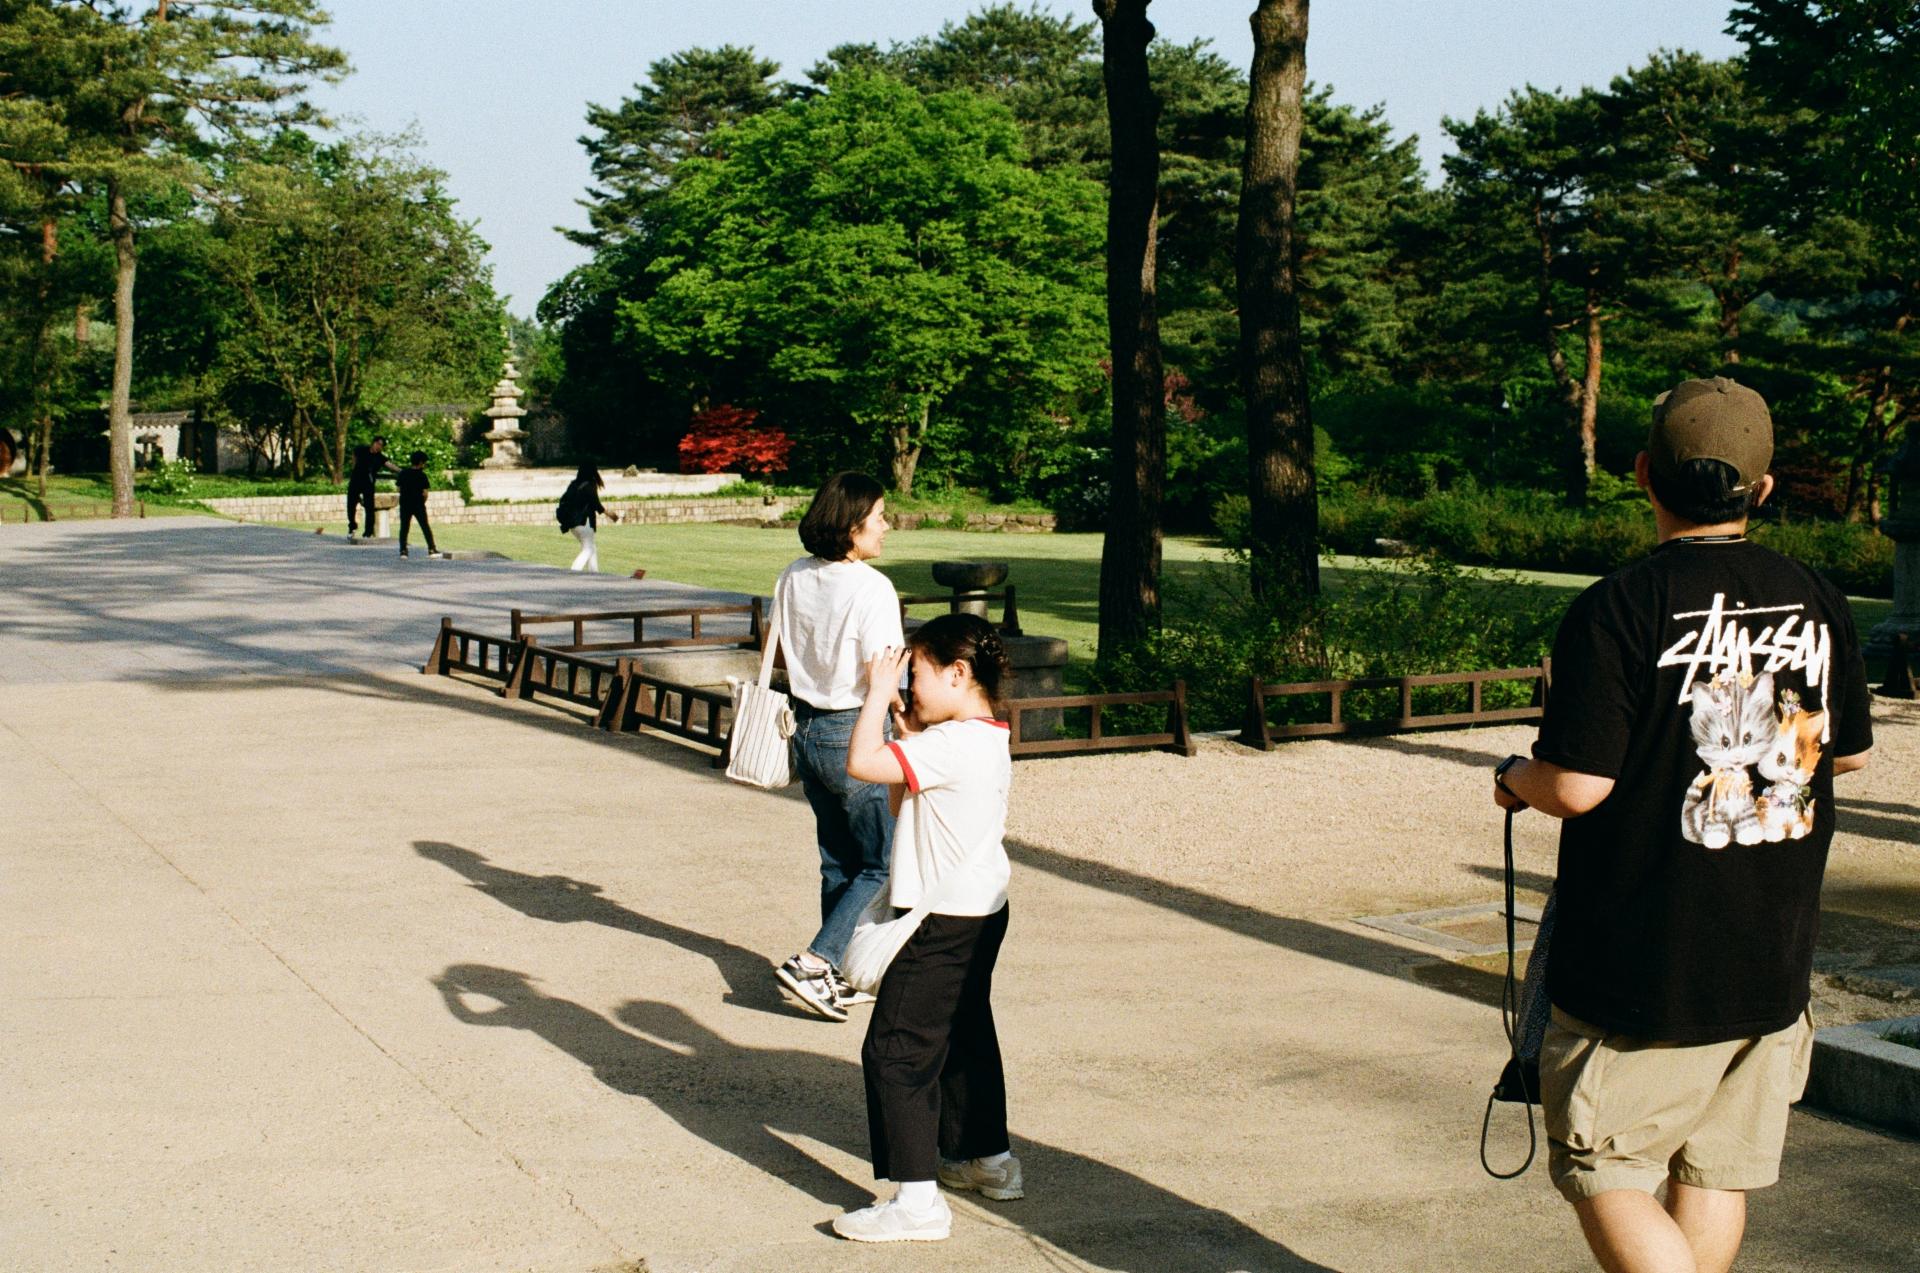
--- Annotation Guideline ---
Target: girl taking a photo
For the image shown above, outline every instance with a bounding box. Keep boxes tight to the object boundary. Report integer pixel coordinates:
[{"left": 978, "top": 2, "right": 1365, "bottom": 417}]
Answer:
[{"left": 833, "top": 613, "right": 1018, "bottom": 1243}]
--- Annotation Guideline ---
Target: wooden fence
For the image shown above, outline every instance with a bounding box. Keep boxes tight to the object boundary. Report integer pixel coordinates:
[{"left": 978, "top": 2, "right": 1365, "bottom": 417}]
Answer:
[
  {"left": 509, "top": 600, "right": 763, "bottom": 654},
  {"left": 1238, "top": 662, "right": 1552, "bottom": 749},
  {"left": 1005, "top": 682, "right": 1194, "bottom": 758},
  {"left": 422, "top": 618, "right": 520, "bottom": 684},
  {"left": 599, "top": 656, "right": 735, "bottom": 765},
  {"left": 503, "top": 639, "right": 624, "bottom": 711},
  {"left": 7, "top": 501, "right": 148, "bottom": 522}
]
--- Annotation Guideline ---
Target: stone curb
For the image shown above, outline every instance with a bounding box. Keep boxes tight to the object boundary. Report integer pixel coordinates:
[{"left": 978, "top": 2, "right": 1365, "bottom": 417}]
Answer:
[{"left": 1803, "top": 1014, "right": 1920, "bottom": 1137}]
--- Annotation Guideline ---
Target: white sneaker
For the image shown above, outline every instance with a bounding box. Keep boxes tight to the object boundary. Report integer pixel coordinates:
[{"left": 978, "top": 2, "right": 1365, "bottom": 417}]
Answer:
[
  {"left": 938, "top": 1154, "right": 1024, "bottom": 1200},
  {"left": 775, "top": 955, "right": 847, "bottom": 1022},
  {"left": 828, "top": 968, "right": 876, "bottom": 1008},
  {"left": 831, "top": 1195, "right": 951, "bottom": 1243}
]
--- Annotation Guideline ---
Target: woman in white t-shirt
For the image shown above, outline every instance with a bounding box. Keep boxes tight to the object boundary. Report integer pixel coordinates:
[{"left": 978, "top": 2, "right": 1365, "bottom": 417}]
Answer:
[
  {"left": 770, "top": 473, "right": 908, "bottom": 1023},
  {"left": 831, "top": 613, "right": 1017, "bottom": 1244}
]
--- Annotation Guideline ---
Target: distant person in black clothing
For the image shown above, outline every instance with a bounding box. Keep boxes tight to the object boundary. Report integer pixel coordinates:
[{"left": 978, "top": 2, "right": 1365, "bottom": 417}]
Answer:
[
  {"left": 559, "top": 464, "right": 620, "bottom": 572},
  {"left": 396, "top": 451, "right": 439, "bottom": 558},
  {"left": 347, "top": 436, "right": 397, "bottom": 542}
]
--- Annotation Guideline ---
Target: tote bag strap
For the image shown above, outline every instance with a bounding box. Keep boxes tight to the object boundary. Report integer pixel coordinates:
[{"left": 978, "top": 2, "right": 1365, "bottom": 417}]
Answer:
[{"left": 756, "top": 592, "right": 782, "bottom": 689}]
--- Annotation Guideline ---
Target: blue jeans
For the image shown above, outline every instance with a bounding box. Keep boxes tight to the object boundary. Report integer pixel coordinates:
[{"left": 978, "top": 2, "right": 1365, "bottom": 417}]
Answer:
[{"left": 793, "top": 704, "right": 894, "bottom": 969}]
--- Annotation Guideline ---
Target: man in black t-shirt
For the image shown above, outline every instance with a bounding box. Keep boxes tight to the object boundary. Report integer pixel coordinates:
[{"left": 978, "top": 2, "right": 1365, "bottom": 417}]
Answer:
[
  {"left": 347, "top": 436, "right": 397, "bottom": 542},
  {"left": 1492, "top": 378, "right": 1872, "bottom": 1273},
  {"left": 395, "top": 451, "right": 438, "bottom": 558}
]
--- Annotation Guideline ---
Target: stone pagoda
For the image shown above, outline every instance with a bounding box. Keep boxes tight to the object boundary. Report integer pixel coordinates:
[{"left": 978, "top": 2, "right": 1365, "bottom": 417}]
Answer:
[{"left": 478, "top": 355, "right": 530, "bottom": 469}]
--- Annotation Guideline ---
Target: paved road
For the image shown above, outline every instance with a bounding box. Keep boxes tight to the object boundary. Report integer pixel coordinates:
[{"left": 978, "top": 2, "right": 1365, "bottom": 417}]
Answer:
[{"left": 2, "top": 520, "right": 1916, "bottom": 1272}]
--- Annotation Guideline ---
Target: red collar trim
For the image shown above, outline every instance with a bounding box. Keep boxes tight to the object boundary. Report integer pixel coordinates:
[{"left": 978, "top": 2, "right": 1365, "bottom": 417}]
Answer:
[{"left": 971, "top": 717, "right": 1011, "bottom": 729}]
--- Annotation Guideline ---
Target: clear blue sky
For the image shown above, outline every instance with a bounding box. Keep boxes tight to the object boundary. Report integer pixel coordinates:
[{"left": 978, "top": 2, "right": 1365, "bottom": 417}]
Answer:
[{"left": 309, "top": 1, "right": 1743, "bottom": 315}]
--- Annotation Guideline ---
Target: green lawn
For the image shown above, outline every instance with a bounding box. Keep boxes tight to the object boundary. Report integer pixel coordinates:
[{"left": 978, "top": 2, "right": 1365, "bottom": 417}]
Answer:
[{"left": 0, "top": 473, "right": 202, "bottom": 521}]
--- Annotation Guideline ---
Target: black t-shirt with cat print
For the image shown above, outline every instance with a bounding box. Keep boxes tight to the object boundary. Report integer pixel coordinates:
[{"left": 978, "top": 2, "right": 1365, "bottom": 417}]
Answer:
[{"left": 1532, "top": 537, "right": 1873, "bottom": 1044}]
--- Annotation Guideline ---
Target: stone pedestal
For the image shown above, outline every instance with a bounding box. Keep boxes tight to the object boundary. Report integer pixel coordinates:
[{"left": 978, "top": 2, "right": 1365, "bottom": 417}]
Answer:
[
  {"left": 1004, "top": 634, "right": 1069, "bottom": 743},
  {"left": 1866, "top": 439, "right": 1920, "bottom": 664},
  {"left": 1865, "top": 539, "right": 1920, "bottom": 662}
]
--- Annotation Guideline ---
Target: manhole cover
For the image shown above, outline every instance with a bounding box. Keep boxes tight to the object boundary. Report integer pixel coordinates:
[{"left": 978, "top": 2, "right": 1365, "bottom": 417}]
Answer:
[{"left": 1353, "top": 901, "right": 1542, "bottom": 957}]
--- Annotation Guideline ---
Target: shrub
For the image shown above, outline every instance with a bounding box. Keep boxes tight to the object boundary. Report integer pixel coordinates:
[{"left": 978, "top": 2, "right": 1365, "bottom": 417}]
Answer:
[
  {"left": 1094, "top": 550, "right": 1561, "bottom": 733},
  {"left": 678, "top": 405, "right": 794, "bottom": 476},
  {"left": 141, "top": 457, "right": 197, "bottom": 499}
]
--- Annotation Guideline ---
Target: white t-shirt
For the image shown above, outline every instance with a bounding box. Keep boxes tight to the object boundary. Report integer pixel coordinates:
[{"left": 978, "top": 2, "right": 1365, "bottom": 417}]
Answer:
[
  {"left": 773, "top": 556, "right": 905, "bottom": 711},
  {"left": 885, "top": 718, "right": 1013, "bottom": 917}
]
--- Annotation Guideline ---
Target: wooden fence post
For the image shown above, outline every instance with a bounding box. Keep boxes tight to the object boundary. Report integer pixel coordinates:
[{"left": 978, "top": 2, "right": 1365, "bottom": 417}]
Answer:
[
  {"left": 1169, "top": 680, "right": 1196, "bottom": 756},
  {"left": 750, "top": 596, "right": 765, "bottom": 648},
  {"left": 1238, "top": 676, "right": 1273, "bottom": 750},
  {"left": 423, "top": 617, "right": 453, "bottom": 675},
  {"left": 509, "top": 608, "right": 523, "bottom": 641},
  {"left": 501, "top": 636, "right": 539, "bottom": 699}
]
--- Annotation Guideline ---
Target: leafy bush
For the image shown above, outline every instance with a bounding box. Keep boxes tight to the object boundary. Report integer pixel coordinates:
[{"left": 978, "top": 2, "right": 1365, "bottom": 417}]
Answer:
[
  {"left": 1094, "top": 551, "right": 1561, "bottom": 732},
  {"left": 359, "top": 416, "right": 462, "bottom": 477},
  {"left": 1319, "top": 484, "right": 1893, "bottom": 597},
  {"left": 140, "top": 458, "right": 198, "bottom": 499},
  {"left": 678, "top": 405, "right": 795, "bottom": 476}
]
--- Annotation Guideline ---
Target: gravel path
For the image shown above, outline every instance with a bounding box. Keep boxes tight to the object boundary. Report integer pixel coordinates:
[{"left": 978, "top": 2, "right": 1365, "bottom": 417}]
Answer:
[{"left": 1006, "top": 696, "right": 1920, "bottom": 1024}]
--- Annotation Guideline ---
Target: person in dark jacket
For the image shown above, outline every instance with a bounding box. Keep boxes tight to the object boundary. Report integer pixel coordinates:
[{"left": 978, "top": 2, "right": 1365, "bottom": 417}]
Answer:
[
  {"left": 559, "top": 464, "right": 620, "bottom": 571},
  {"left": 346, "top": 436, "right": 397, "bottom": 542},
  {"left": 395, "top": 451, "right": 439, "bottom": 558}
]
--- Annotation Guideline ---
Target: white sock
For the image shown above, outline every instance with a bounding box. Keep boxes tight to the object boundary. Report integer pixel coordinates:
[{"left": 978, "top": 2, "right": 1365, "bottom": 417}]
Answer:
[
  {"left": 895, "top": 1180, "right": 938, "bottom": 1210},
  {"left": 979, "top": 1151, "right": 1013, "bottom": 1167}
]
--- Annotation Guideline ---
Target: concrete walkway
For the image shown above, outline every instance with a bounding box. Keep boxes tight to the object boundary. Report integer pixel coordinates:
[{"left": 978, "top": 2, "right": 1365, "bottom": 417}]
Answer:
[{"left": 2, "top": 520, "right": 1916, "bottom": 1272}]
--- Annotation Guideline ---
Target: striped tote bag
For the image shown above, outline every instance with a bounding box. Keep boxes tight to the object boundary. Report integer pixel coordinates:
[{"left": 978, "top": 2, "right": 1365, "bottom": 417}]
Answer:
[{"left": 725, "top": 603, "right": 796, "bottom": 789}]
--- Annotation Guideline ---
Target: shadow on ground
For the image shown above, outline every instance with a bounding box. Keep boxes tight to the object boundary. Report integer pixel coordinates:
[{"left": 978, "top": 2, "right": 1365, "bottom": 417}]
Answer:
[{"left": 433, "top": 963, "right": 1339, "bottom": 1271}]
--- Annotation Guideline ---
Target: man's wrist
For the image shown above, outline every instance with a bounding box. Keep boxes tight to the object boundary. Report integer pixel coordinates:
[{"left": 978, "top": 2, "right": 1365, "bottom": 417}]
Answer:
[{"left": 1494, "top": 753, "right": 1529, "bottom": 809}]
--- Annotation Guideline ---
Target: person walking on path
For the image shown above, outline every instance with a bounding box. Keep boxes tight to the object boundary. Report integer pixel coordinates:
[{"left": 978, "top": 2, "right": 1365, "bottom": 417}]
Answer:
[
  {"left": 395, "top": 451, "right": 439, "bottom": 558},
  {"left": 832, "top": 614, "right": 1018, "bottom": 1243},
  {"left": 346, "top": 436, "right": 397, "bottom": 542},
  {"left": 558, "top": 465, "right": 620, "bottom": 572},
  {"left": 771, "top": 472, "right": 905, "bottom": 1022},
  {"left": 1491, "top": 377, "right": 1873, "bottom": 1273}
]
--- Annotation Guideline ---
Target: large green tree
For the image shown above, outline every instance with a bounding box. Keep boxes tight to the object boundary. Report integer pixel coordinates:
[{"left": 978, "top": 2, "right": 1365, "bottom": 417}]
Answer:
[
  {"left": 1731, "top": 0, "right": 1920, "bottom": 522},
  {"left": 25, "top": 0, "right": 345, "bottom": 514},
  {"left": 620, "top": 71, "right": 1104, "bottom": 495},
  {"left": 209, "top": 132, "right": 504, "bottom": 480},
  {"left": 569, "top": 45, "right": 784, "bottom": 248}
]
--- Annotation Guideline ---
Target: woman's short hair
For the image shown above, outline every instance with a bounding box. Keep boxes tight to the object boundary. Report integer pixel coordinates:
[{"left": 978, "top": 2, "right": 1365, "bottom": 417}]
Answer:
[{"left": 799, "top": 472, "right": 885, "bottom": 560}]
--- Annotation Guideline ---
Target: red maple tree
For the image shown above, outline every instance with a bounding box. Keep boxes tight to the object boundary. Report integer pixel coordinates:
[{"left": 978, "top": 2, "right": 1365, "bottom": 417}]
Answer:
[{"left": 677, "top": 405, "right": 794, "bottom": 475}]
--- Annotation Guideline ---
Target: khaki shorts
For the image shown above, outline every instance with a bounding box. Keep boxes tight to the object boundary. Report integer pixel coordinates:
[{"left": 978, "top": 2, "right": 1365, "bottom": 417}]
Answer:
[{"left": 1540, "top": 1005, "right": 1814, "bottom": 1202}]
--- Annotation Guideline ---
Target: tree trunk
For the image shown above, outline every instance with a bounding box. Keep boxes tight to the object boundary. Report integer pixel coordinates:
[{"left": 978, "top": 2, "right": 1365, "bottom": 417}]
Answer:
[
  {"left": 1576, "top": 287, "right": 1602, "bottom": 497},
  {"left": 887, "top": 402, "right": 929, "bottom": 496},
  {"left": 107, "top": 178, "right": 138, "bottom": 518},
  {"left": 1093, "top": 0, "right": 1167, "bottom": 658},
  {"left": 1528, "top": 198, "right": 1590, "bottom": 504},
  {"left": 30, "top": 217, "right": 58, "bottom": 499},
  {"left": 1718, "top": 244, "right": 1743, "bottom": 364},
  {"left": 1239, "top": 0, "right": 1316, "bottom": 604}
]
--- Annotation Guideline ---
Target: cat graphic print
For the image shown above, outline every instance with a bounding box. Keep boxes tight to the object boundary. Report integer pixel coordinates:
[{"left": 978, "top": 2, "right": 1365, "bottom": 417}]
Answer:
[{"left": 1665, "top": 593, "right": 1831, "bottom": 849}]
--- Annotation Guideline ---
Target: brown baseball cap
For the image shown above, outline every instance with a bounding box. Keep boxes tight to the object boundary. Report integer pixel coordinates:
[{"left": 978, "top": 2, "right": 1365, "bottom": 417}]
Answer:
[{"left": 1648, "top": 377, "right": 1773, "bottom": 492}]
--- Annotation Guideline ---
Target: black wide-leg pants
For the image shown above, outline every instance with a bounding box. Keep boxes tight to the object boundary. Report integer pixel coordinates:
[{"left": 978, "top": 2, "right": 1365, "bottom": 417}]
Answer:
[{"left": 863, "top": 904, "right": 1010, "bottom": 1182}]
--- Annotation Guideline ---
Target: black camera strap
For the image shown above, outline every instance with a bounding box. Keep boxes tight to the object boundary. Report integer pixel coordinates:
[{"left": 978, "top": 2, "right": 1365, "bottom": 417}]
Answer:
[{"left": 1479, "top": 808, "right": 1538, "bottom": 1179}]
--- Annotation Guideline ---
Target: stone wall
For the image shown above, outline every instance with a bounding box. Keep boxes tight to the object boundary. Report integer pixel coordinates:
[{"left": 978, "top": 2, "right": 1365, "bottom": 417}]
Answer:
[
  {"left": 202, "top": 490, "right": 1056, "bottom": 533},
  {"left": 204, "top": 491, "right": 465, "bottom": 522}
]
